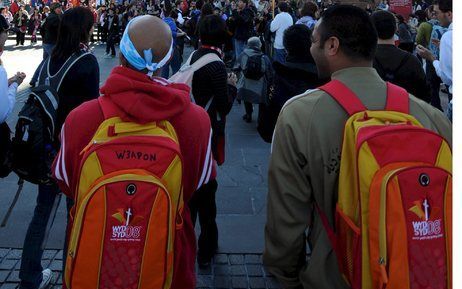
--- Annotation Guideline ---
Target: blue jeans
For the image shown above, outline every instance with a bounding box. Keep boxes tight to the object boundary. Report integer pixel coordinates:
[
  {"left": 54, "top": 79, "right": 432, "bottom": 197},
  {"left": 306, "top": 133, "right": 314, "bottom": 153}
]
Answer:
[
  {"left": 273, "top": 48, "right": 287, "bottom": 64},
  {"left": 19, "top": 183, "right": 63, "bottom": 289},
  {"left": 42, "top": 44, "right": 54, "bottom": 60},
  {"left": 234, "top": 39, "right": 246, "bottom": 61},
  {"left": 161, "top": 47, "right": 182, "bottom": 79}
]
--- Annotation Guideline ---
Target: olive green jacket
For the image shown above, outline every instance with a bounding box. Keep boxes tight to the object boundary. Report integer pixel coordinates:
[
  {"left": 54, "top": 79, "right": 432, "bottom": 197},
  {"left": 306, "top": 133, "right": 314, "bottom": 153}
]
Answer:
[{"left": 263, "top": 67, "right": 452, "bottom": 289}]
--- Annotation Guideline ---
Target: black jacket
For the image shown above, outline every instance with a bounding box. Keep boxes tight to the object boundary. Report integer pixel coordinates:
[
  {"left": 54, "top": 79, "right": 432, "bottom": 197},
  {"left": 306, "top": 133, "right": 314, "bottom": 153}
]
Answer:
[
  {"left": 41, "top": 12, "right": 61, "bottom": 44},
  {"left": 374, "top": 44, "right": 430, "bottom": 103},
  {"left": 232, "top": 7, "right": 255, "bottom": 41},
  {"left": 105, "top": 15, "right": 120, "bottom": 36},
  {"left": 191, "top": 48, "right": 236, "bottom": 158},
  {"left": 258, "top": 60, "right": 324, "bottom": 143},
  {"left": 271, "top": 61, "right": 323, "bottom": 108}
]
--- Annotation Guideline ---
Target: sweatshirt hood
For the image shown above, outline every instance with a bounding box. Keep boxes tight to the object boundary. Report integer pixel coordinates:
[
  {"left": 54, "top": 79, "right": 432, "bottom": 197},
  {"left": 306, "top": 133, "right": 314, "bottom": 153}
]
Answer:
[{"left": 100, "top": 66, "right": 191, "bottom": 123}]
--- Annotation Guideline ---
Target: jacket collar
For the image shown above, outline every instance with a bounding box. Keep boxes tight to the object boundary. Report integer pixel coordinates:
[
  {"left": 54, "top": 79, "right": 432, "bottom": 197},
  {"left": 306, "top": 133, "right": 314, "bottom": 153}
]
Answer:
[{"left": 331, "top": 67, "right": 383, "bottom": 85}]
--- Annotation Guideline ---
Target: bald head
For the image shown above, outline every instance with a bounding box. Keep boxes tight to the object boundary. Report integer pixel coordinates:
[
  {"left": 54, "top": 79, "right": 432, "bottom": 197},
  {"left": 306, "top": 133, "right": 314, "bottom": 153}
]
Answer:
[{"left": 121, "top": 15, "right": 172, "bottom": 73}]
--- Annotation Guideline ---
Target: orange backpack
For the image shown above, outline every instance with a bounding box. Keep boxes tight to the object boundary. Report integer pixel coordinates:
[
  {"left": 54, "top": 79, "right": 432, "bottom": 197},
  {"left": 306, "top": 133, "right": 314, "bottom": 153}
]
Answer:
[
  {"left": 318, "top": 80, "right": 452, "bottom": 289},
  {"left": 64, "top": 97, "right": 184, "bottom": 289}
]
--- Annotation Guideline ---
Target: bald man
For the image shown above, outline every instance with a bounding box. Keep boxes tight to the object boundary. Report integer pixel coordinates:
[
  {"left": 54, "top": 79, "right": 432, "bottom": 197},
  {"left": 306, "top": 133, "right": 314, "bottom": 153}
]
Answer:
[{"left": 53, "top": 15, "right": 214, "bottom": 289}]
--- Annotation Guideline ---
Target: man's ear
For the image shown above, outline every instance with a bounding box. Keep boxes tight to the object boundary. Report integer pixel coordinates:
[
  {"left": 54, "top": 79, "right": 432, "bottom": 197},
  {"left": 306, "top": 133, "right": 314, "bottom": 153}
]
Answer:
[
  {"left": 447, "top": 11, "right": 453, "bottom": 22},
  {"left": 325, "top": 36, "right": 340, "bottom": 57},
  {"left": 119, "top": 53, "right": 128, "bottom": 66}
]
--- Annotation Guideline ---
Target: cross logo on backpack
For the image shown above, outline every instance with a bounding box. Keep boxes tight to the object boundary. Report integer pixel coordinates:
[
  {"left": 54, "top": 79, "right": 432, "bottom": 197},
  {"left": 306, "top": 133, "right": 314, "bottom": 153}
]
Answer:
[{"left": 316, "top": 80, "right": 452, "bottom": 289}]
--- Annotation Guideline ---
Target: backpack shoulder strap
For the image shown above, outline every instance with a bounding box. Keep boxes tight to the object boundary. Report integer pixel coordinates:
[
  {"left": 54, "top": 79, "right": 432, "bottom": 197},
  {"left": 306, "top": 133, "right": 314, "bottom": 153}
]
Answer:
[
  {"left": 36, "top": 57, "right": 50, "bottom": 87},
  {"left": 319, "top": 79, "right": 366, "bottom": 116},
  {"left": 49, "top": 52, "right": 92, "bottom": 91},
  {"left": 190, "top": 52, "right": 222, "bottom": 71},
  {"left": 319, "top": 79, "right": 409, "bottom": 115},
  {"left": 385, "top": 82, "right": 409, "bottom": 114}
]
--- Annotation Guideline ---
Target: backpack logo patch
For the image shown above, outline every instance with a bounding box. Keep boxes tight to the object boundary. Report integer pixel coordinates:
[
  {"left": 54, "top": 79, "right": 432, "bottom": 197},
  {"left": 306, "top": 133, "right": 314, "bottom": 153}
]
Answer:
[
  {"left": 111, "top": 208, "right": 143, "bottom": 242},
  {"left": 409, "top": 198, "right": 442, "bottom": 240}
]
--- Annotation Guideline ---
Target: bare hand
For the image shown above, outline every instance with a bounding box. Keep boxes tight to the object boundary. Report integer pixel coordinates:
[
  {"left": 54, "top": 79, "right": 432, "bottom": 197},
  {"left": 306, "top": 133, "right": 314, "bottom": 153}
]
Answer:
[
  {"left": 227, "top": 72, "right": 237, "bottom": 87},
  {"left": 11, "top": 72, "right": 26, "bottom": 86},
  {"left": 431, "top": 38, "right": 440, "bottom": 48},
  {"left": 416, "top": 45, "right": 435, "bottom": 62}
]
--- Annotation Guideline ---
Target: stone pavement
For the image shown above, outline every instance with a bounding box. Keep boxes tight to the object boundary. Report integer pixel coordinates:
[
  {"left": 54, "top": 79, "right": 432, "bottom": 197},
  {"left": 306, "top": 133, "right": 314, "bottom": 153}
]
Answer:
[
  {"left": 0, "top": 249, "right": 282, "bottom": 289},
  {"left": 0, "top": 41, "right": 278, "bottom": 288}
]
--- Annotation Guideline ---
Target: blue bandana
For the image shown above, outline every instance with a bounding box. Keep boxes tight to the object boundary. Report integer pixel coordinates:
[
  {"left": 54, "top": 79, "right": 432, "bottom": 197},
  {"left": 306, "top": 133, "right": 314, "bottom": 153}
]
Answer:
[{"left": 119, "top": 19, "right": 174, "bottom": 77}]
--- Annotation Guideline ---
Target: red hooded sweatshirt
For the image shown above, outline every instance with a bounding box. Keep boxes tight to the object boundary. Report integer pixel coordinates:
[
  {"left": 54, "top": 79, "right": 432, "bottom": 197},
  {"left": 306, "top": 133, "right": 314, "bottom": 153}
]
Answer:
[{"left": 53, "top": 66, "right": 216, "bottom": 289}]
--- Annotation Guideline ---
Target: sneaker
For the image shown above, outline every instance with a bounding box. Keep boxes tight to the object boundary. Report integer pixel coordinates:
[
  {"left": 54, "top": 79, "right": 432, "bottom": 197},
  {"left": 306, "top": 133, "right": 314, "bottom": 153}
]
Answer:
[
  {"left": 104, "top": 54, "right": 113, "bottom": 59},
  {"left": 38, "top": 269, "right": 53, "bottom": 289}
]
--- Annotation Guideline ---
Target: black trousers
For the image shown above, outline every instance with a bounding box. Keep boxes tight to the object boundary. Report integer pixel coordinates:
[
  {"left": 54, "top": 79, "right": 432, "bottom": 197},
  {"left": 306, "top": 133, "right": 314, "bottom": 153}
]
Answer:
[
  {"left": 426, "top": 60, "right": 443, "bottom": 111},
  {"left": 106, "top": 34, "right": 116, "bottom": 56},
  {"left": 16, "top": 32, "right": 25, "bottom": 45},
  {"left": 189, "top": 179, "right": 218, "bottom": 260},
  {"left": 244, "top": 101, "right": 253, "bottom": 117}
]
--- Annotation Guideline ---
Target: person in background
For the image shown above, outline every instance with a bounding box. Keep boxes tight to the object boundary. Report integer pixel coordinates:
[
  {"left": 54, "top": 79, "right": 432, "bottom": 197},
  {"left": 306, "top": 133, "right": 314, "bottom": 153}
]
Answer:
[
  {"left": 97, "top": 5, "right": 107, "bottom": 42},
  {"left": 40, "top": 2, "right": 62, "bottom": 58},
  {"left": 372, "top": 10, "right": 430, "bottom": 102},
  {"left": 1, "top": 7, "right": 13, "bottom": 24},
  {"left": 234, "top": 36, "right": 272, "bottom": 123},
  {"left": 378, "top": 0, "right": 389, "bottom": 11},
  {"left": 41, "top": 5, "right": 50, "bottom": 20},
  {"left": 256, "top": 0, "right": 269, "bottom": 15},
  {"left": 417, "top": 0, "right": 452, "bottom": 120},
  {"left": 13, "top": 5, "right": 29, "bottom": 46},
  {"left": 28, "top": 8, "right": 41, "bottom": 44},
  {"left": 257, "top": 24, "right": 322, "bottom": 143},
  {"left": 270, "top": 1, "right": 293, "bottom": 64},
  {"left": 104, "top": 7, "right": 119, "bottom": 58},
  {"left": 161, "top": 1, "right": 184, "bottom": 78},
  {"left": 0, "top": 15, "right": 25, "bottom": 124},
  {"left": 19, "top": 7, "right": 99, "bottom": 289},
  {"left": 231, "top": 0, "right": 255, "bottom": 61},
  {"left": 188, "top": 14, "right": 237, "bottom": 268},
  {"left": 407, "top": 13, "right": 418, "bottom": 39},
  {"left": 396, "top": 14, "right": 413, "bottom": 52},
  {"left": 415, "top": 8, "right": 432, "bottom": 47},
  {"left": 296, "top": 1, "right": 317, "bottom": 30},
  {"left": 273, "top": 24, "right": 322, "bottom": 106}
]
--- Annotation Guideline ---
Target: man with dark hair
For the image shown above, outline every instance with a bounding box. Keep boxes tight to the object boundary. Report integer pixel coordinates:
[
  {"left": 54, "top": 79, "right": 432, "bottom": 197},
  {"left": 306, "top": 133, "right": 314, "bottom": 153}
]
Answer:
[
  {"left": 371, "top": 10, "right": 430, "bottom": 102},
  {"left": 296, "top": 1, "right": 318, "bottom": 30},
  {"left": 231, "top": 0, "right": 255, "bottom": 61},
  {"left": 270, "top": 1, "right": 293, "bottom": 63},
  {"left": 40, "top": 2, "right": 62, "bottom": 59},
  {"left": 263, "top": 5, "right": 451, "bottom": 289},
  {"left": 417, "top": 0, "right": 452, "bottom": 119}
]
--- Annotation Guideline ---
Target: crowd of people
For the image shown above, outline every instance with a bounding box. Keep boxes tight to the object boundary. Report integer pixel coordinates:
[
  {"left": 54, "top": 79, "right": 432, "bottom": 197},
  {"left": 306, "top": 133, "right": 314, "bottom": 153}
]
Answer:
[{"left": 0, "top": 0, "right": 453, "bottom": 288}]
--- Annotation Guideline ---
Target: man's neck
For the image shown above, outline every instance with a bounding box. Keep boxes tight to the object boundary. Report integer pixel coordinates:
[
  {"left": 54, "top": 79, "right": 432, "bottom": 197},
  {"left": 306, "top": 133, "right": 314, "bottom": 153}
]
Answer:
[
  {"left": 330, "top": 59, "right": 373, "bottom": 76},
  {"left": 378, "top": 38, "right": 395, "bottom": 45}
]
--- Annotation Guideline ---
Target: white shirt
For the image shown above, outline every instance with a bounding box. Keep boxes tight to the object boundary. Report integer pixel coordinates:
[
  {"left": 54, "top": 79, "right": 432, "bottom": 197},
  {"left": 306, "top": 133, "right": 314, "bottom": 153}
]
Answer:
[
  {"left": 0, "top": 65, "right": 18, "bottom": 123},
  {"left": 433, "top": 23, "right": 452, "bottom": 94},
  {"left": 177, "top": 11, "right": 185, "bottom": 25},
  {"left": 270, "top": 12, "right": 293, "bottom": 49}
]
